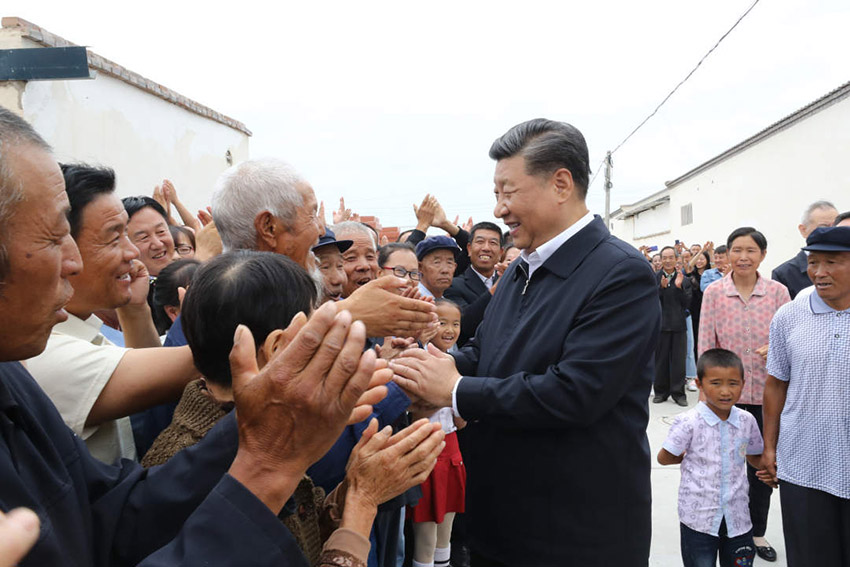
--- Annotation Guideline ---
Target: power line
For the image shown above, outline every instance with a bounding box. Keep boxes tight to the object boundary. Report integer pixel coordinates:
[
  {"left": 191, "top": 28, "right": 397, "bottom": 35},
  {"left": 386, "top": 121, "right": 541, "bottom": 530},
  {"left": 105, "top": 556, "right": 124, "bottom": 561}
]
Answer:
[{"left": 610, "top": 0, "right": 761, "bottom": 155}]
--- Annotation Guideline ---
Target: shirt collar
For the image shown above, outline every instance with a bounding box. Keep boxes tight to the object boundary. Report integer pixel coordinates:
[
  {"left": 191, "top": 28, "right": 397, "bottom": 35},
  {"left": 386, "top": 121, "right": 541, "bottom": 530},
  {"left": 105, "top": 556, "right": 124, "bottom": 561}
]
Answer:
[
  {"left": 722, "top": 272, "right": 768, "bottom": 298},
  {"left": 808, "top": 287, "right": 847, "bottom": 314},
  {"left": 471, "top": 266, "right": 494, "bottom": 286},
  {"left": 696, "top": 401, "right": 741, "bottom": 428},
  {"left": 417, "top": 281, "right": 435, "bottom": 299},
  {"left": 54, "top": 313, "right": 109, "bottom": 345},
  {"left": 520, "top": 211, "right": 594, "bottom": 278}
]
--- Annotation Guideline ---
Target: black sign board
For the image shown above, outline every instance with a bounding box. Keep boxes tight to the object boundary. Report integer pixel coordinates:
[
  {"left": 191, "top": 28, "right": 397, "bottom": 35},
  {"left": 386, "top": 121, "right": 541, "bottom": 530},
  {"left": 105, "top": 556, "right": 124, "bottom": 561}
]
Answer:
[{"left": 0, "top": 46, "right": 90, "bottom": 81}]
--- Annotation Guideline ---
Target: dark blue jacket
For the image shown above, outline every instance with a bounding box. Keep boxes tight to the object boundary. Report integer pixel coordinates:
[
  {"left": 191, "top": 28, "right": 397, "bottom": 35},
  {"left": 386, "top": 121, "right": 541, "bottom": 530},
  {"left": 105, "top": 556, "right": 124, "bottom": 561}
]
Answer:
[
  {"left": 453, "top": 217, "right": 660, "bottom": 567},
  {"left": 0, "top": 361, "right": 307, "bottom": 567},
  {"left": 771, "top": 250, "right": 811, "bottom": 299}
]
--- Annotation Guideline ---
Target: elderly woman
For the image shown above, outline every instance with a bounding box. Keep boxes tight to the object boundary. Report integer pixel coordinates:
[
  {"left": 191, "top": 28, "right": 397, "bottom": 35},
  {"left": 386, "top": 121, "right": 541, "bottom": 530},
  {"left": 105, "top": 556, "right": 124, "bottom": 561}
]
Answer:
[
  {"left": 142, "top": 250, "right": 444, "bottom": 567},
  {"left": 698, "top": 227, "right": 790, "bottom": 562}
]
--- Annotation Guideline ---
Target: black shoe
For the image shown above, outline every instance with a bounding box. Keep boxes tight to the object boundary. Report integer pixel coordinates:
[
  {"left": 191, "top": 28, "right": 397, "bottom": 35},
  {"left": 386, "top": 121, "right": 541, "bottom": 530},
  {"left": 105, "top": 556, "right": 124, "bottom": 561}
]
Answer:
[
  {"left": 756, "top": 545, "right": 777, "bottom": 562},
  {"left": 652, "top": 395, "right": 668, "bottom": 403},
  {"left": 451, "top": 544, "right": 470, "bottom": 567},
  {"left": 673, "top": 396, "right": 688, "bottom": 407}
]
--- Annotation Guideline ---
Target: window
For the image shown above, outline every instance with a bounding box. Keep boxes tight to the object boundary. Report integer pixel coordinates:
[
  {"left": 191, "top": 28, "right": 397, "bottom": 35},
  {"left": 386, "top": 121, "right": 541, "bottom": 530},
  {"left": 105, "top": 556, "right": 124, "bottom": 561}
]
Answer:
[{"left": 681, "top": 203, "right": 693, "bottom": 226}]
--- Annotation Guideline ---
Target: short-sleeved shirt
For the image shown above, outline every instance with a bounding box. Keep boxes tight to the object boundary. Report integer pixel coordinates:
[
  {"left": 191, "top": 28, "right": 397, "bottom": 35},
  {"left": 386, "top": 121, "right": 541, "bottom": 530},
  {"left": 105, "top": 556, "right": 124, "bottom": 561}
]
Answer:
[
  {"left": 766, "top": 287, "right": 850, "bottom": 499},
  {"left": 698, "top": 272, "right": 791, "bottom": 404},
  {"left": 663, "top": 402, "right": 763, "bottom": 537},
  {"left": 26, "top": 313, "right": 136, "bottom": 464}
]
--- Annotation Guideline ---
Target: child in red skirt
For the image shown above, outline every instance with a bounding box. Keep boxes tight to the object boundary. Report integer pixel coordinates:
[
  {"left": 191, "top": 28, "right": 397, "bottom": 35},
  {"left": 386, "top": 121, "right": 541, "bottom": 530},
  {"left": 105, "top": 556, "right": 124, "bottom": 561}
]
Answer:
[{"left": 409, "top": 299, "right": 467, "bottom": 567}]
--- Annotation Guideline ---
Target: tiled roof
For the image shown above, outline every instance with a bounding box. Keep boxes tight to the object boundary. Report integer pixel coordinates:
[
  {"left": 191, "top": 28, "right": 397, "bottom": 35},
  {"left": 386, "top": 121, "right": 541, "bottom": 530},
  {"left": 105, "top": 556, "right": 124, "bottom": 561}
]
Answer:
[{"left": 2, "top": 17, "right": 251, "bottom": 136}]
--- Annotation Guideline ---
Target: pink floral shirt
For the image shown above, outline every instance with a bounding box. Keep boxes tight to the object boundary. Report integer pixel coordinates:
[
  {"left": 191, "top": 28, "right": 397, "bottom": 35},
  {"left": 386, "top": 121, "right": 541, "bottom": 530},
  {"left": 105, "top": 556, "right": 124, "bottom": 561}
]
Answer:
[
  {"left": 697, "top": 273, "right": 790, "bottom": 404},
  {"left": 663, "top": 402, "right": 764, "bottom": 537}
]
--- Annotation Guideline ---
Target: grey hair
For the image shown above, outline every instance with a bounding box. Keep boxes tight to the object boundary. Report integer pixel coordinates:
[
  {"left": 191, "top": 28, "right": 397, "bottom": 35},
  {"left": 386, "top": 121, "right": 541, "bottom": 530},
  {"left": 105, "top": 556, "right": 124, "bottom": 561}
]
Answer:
[
  {"left": 802, "top": 200, "right": 837, "bottom": 226},
  {"left": 0, "top": 107, "right": 52, "bottom": 284},
  {"left": 489, "top": 118, "right": 591, "bottom": 199},
  {"left": 332, "top": 221, "right": 378, "bottom": 250},
  {"left": 211, "top": 158, "right": 306, "bottom": 251}
]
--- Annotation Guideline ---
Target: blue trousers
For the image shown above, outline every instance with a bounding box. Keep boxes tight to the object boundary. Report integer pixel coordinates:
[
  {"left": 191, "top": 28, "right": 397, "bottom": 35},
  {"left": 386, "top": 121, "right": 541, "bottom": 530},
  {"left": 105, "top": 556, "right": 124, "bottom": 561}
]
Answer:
[{"left": 680, "top": 519, "right": 755, "bottom": 567}]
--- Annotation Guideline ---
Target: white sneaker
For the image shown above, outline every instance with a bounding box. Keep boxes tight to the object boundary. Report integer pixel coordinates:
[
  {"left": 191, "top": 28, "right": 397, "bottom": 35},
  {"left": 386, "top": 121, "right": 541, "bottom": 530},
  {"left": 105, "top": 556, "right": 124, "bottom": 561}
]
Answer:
[{"left": 686, "top": 379, "right": 698, "bottom": 392}]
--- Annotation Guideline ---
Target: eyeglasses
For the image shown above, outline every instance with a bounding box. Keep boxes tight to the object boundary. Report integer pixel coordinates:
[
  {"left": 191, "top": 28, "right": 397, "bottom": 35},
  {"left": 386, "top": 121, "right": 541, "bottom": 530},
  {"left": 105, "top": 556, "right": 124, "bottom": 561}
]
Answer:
[
  {"left": 384, "top": 266, "right": 422, "bottom": 281},
  {"left": 176, "top": 245, "right": 194, "bottom": 256}
]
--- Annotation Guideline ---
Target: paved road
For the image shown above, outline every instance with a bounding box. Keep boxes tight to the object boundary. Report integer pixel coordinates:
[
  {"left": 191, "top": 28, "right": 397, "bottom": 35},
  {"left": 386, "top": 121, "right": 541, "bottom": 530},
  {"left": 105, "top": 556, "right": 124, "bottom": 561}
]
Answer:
[{"left": 648, "top": 388, "right": 787, "bottom": 566}]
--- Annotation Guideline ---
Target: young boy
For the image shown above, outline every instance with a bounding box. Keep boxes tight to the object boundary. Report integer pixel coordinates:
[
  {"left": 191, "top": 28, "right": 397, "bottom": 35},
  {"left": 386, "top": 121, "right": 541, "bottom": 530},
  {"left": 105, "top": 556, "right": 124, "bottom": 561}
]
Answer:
[{"left": 658, "top": 348, "right": 763, "bottom": 567}]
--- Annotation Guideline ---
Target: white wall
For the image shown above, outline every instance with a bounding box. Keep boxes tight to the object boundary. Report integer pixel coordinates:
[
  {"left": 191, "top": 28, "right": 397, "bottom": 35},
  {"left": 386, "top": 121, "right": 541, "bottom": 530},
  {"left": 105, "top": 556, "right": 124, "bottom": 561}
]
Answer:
[
  {"left": 21, "top": 71, "right": 249, "bottom": 215},
  {"left": 613, "top": 94, "right": 850, "bottom": 273}
]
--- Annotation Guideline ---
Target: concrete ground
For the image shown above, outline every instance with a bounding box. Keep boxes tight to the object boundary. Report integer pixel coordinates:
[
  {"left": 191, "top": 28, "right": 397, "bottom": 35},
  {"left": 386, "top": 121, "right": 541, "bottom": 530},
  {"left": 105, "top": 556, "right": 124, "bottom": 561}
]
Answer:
[{"left": 648, "top": 388, "right": 787, "bottom": 566}]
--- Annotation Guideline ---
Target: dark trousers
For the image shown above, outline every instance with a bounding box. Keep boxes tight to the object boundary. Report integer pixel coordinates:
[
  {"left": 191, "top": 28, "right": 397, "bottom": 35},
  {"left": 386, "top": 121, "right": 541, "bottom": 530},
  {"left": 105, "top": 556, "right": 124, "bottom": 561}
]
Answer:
[
  {"left": 680, "top": 520, "right": 755, "bottom": 567},
  {"left": 780, "top": 480, "right": 850, "bottom": 566},
  {"left": 654, "top": 330, "right": 686, "bottom": 399},
  {"left": 737, "top": 404, "right": 772, "bottom": 537},
  {"left": 470, "top": 550, "right": 509, "bottom": 567}
]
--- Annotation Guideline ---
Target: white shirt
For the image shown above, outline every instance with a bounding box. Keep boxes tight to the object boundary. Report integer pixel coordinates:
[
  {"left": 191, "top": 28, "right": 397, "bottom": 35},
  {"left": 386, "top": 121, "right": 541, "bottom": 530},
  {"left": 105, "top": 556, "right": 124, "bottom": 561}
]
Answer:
[
  {"left": 520, "top": 211, "right": 595, "bottom": 278},
  {"left": 26, "top": 314, "right": 137, "bottom": 464},
  {"left": 451, "top": 211, "right": 595, "bottom": 417},
  {"left": 471, "top": 267, "right": 495, "bottom": 291}
]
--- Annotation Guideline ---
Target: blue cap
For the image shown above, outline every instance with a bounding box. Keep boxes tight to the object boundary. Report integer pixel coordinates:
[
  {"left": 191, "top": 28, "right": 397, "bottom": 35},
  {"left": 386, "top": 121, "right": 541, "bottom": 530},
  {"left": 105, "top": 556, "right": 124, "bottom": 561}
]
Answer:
[
  {"left": 415, "top": 235, "right": 461, "bottom": 261},
  {"left": 802, "top": 226, "right": 850, "bottom": 253},
  {"left": 312, "top": 228, "right": 353, "bottom": 253}
]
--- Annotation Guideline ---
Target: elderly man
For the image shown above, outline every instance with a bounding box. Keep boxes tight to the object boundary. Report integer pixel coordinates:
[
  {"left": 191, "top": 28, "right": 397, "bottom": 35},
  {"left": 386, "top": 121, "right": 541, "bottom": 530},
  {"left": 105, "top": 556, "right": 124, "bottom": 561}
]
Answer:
[
  {"left": 772, "top": 200, "right": 838, "bottom": 299},
  {"left": 762, "top": 226, "right": 850, "bottom": 566},
  {"left": 445, "top": 222, "right": 503, "bottom": 346},
  {"left": 212, "top": 159, "right": 435, "bottom": 338},
  {"left": 0, "top": 106, "right": 408, "bottom": 565},
  {"left": 314, "top": 228, "right": 352, "bottom": 302},
  {"left": 25, "top": 163, "right": 198, "bottom": 463},
  {"left": 334, "top": 221, "right": 380, "bottom": 298},
  {"left": 416, "top": 236, "right": 461, "bottom": 300},
  {"left": 391, "top": 119, "right": 660, "bottom": 566}
]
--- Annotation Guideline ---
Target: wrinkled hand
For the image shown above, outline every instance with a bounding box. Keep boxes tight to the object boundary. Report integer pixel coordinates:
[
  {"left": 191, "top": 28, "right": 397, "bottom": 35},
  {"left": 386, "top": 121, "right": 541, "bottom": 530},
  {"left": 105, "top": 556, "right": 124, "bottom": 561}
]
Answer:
[
  {"left": 0, "top": 508, "right": 40, "bottom": 567},
  {"left": 344, "top": 418, "right": 445, "bottom": 508},
  {"left": 375, "top": 336, "right": 417, "bottom": 362},
  {"left": 755, "top": 344, "right": 769, "bottom": 362},
  {"left": 758, "top": 449, "right": 779, "bottom": 488},
  {"left": 390, "top": 343, "right": 460, "bottom": 408},
  {"left": 333, "top": 197, "right": 352, "bottom": 224},
  {"left": 348, "top": 358, "right": 392, "bottom": 424},
  {"left": 194, "top": 221, "right": 223, "bottom": 262},
  {"left": 342, "top": 276, "right": 437, "bottom": 338},
  {"left": 228, "top": 303, "right": 375, "bottom": 510},
  {"left": 430, "top": 197, "right": 449, "bottom": 229}
]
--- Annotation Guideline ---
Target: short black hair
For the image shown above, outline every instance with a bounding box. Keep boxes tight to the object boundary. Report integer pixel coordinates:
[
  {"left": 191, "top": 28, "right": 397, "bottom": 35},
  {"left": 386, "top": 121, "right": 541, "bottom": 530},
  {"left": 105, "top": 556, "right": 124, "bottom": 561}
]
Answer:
[
  {"left": 714, "top": 244, "right": 728, "bottom": 255},
  {"left": 659, "top": 245, "right": 677, "bottom": 256},
  {"left": 489, "top": 119, "right": 591, "bottom": 199},
  {"left": 469, "top": 221, "right": 504, "bottom": 246},
  {"left": 697, "top": 348, "right": 744, "bottom": 381},
  {"left": 122, "top": 195, "right": 168, "bottom": 222},
  {"left": 152, "top": 258, "right": 201, "bottom": 334},
  {"left": 61, "top": 164, "right": 116, "bottom": 238},
  {"left": 726, "top": 227, "right": 767, "bottom": 252},
  {"left": 181, "top": 250, "right": 317, "bottom": 387},
  {"left": 834, "top": 211, "right": 850, "bottom": 226},
  {"left": 378, "top": 241, "right": 415, "bottom": 267}
]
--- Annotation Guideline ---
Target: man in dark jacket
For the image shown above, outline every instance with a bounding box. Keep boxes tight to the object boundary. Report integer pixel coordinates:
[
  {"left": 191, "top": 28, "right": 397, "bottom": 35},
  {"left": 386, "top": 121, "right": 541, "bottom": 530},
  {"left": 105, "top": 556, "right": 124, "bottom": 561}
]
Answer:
[
  {"left": 772, "top": 200, "right": 837, "bottom": 299},
  {"left": 391, "top": 119, "right": 660, "bottom": 567},
  {"left": 653, "top": 246, "right": 692, "bottom": 406},
  {"left": 445, "top": 222, "right": 503, "bottom": 346}
]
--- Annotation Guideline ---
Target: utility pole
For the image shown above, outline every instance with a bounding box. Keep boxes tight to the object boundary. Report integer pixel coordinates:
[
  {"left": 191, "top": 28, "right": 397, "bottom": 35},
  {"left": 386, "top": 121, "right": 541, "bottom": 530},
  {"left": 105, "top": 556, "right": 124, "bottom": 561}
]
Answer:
[{"left": 603, "top": 151, "right": 613, "bottom": 227}]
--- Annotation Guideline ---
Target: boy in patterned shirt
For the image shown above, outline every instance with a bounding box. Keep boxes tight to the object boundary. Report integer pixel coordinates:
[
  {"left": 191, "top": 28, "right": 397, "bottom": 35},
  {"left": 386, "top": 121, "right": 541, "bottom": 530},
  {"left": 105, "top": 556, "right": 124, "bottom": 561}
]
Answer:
[{"left": 658, "top": 348, "right": 764, "bottom": 567}]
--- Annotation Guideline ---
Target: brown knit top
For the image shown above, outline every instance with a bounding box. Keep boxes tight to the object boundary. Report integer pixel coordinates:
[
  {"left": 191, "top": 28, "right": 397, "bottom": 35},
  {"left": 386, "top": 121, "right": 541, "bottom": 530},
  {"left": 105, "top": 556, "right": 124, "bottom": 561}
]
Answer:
[{"left": 140, "top": 379, "right": 361, "bottom": 567}]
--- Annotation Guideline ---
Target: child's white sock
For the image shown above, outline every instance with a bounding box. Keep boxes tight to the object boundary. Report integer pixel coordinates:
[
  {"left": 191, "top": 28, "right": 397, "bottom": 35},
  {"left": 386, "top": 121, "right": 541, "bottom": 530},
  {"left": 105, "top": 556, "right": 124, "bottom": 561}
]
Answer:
[
  {"left": 412, "top": 561, "right": 433, "bottom": 567},
  {"left": 434, "top": 545, "right": 451, "bottom": 567}
]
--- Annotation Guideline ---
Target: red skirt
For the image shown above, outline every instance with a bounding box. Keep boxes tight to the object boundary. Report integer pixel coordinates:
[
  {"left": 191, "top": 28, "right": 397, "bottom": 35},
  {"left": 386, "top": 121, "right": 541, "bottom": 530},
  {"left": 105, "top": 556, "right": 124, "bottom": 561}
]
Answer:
[{"left": 409, "top": 431, "right": 466, "bottom": 523}]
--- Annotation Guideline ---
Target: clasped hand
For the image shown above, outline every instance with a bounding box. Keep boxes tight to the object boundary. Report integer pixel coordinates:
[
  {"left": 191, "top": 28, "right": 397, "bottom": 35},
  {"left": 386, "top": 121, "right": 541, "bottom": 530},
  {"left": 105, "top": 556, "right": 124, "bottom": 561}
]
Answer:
[{"left": 390, "top": 343, "right": 461, "bottom": 410}]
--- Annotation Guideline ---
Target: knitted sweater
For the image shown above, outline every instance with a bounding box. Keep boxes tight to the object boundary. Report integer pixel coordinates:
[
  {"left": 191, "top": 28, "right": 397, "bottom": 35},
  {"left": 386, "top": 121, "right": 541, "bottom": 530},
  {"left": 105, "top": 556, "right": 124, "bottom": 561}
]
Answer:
[{"left": 141, "top": 379, "right": 355, "bottom": 567}]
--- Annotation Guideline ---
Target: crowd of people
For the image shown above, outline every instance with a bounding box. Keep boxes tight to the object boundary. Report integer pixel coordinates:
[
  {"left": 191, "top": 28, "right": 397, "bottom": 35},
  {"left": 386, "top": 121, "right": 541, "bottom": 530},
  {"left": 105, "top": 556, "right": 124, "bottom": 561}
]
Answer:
[{"left": 0, "top": 106, "right": 847, "bottom": 567}]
